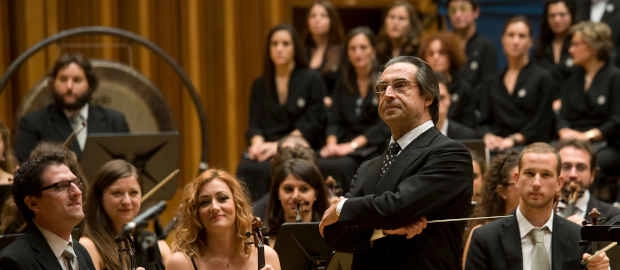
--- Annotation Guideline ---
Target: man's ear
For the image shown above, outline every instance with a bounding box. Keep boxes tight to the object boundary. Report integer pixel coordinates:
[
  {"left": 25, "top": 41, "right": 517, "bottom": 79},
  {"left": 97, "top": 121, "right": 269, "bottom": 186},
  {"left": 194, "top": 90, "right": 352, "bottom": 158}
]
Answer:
[
  {"left": 557, "top": 174, "right": 565, "bottom": 193},
  {"left": 24, "top": 195, "right": 40, "bottom": 214},
  {"left": 513, "top": 170, "right": 520, "bottom": 185}
]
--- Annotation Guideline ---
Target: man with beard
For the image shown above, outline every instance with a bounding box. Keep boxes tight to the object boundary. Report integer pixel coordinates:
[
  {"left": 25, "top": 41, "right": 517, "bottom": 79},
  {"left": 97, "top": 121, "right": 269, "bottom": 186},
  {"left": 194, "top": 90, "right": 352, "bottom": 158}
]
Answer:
[
  {"left": 14, "top": 53, "right": 129, "bottom": 161},
  {"left": 0, "top": 153, "right": 96, "bottom": 269},
  {"left": 556, "top": 139, "right": 620, "bottom": 224},
  {"left": 466, "top": 142, "right": 609, "bottom": 270}
]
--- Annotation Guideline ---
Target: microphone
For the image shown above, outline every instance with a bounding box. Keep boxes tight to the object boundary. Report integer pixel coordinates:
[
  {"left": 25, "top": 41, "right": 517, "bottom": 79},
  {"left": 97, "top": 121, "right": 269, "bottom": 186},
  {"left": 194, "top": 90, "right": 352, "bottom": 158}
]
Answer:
[
  {"left": 117, "top": 201, "right": 167, "bottom": 239},
  {"left": 63, "top": 120, "right": 86, "bottom": 148}
]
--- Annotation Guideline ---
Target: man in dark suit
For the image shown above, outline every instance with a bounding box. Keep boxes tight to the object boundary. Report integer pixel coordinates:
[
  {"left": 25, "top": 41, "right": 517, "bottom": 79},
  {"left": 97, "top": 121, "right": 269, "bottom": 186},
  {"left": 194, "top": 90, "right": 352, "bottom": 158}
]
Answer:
[
  {"left": 15, "top": 53, "right": 129, "bottom": 162},
  {"left": 465, "top": 142, "right": 609, "bottom": 270},
  {"left": 556, "top": 139, "right": 620, "bottom": 224},
  {"left": 319, "top": 56, "right": 473, "bottom": 269},
  {"left": 0, "top": 153, "right": 95, "bottom": 269}
]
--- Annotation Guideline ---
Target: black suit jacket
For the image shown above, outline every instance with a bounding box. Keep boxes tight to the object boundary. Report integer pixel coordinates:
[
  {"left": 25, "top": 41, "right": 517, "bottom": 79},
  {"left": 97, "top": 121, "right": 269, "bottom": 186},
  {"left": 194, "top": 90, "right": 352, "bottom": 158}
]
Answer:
[
  {"left": 324, "top": 127, "right": 473, "bottom": 270},
  {"left": 466, "top": 214, "right": 587, "bottom": 270},
  {"left": 446, "top": 120, "right": 479, "bottom": 140},
  {"left": 0, "top": 225, "right": 95, "bottom": 270},
  {"left": 15, "top": 103, "right": 129, "bottom": 162}
]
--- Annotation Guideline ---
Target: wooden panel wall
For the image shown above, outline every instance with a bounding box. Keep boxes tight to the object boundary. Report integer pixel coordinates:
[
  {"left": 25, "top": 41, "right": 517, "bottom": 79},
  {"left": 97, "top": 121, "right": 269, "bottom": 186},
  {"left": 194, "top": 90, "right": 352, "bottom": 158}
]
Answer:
[{"left": 0, "top": 0, "right": 437, "bottom": 235}]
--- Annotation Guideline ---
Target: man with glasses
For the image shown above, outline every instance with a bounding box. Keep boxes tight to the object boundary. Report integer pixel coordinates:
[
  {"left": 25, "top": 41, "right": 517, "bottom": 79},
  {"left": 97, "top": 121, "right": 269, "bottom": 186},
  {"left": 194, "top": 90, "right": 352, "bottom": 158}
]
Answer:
[
  {"left": 320, "top": 56, "right": 473, "bottom": 269},
  {"left": 556, "top": 139, "right": 620, "bottom": 224},
  {"left": 0, "top": 153, "right": 95, "bottom": 270}
]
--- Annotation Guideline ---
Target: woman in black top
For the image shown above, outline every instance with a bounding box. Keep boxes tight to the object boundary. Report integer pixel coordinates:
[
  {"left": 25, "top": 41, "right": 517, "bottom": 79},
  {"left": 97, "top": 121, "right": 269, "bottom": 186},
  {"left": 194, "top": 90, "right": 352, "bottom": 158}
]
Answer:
[
  {"left": 375, "top": 1, "right": 423, "bottom": 66},
  {"left": 479, "top": 16, "right": 555, "bottom": 151},
  {"left": 535, "top": 0, "right": 577, "bottom": 110},
  {"left": 238, "top": 24, "right": 326, "bottom": 200},
  {"left": 80, "top": 160, "right": 171, "bottom": 270},
  {"left": 419, "top": 31, "right": 477, "bottom": 128},
  {"left": 302, "top": 0, "right": 344, "bottom": 94},
  {"left": 319, "top": 27, "right": 389, "bottom": 192},
  {"left": 558, "top": 21, "right": 620, "bottom": 176}
]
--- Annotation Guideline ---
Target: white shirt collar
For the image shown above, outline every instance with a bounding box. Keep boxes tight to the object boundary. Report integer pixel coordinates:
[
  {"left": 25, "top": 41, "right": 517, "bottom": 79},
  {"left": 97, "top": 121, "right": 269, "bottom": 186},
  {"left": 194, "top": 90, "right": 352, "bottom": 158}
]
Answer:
[
  {"left": 35, "top": 223, "right": 72, "bottom": 259},
  {"left": 64, "top": 103, "right": 89, "bottom": 122},
  {"left": 389, "top": 120, "right": 434, "bottom": 153},
  {"left": 516, "top": 206, "right": 554, "bottom": 239},
  {"left": 556, "top": 190, "right": 590, "bottom": 218},
  {"left": 439, "top": 120, "right": 449, "bottom": 136},
  {"left": 591, "top": 0, "right": 609, "bottom": 22},
  {"left": 576, "top": 190, "right": 590, "bottom": 216}
]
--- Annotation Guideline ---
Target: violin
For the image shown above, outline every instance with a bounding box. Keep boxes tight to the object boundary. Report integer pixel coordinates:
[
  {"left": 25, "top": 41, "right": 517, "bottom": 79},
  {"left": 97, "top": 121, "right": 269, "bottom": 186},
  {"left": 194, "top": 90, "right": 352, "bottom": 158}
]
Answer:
[
  {"left": 251, "top": 217, "right": 266, "bottom": 270},
  {"left": 558, "top": 179, "right": 585, "bottom": 217}
]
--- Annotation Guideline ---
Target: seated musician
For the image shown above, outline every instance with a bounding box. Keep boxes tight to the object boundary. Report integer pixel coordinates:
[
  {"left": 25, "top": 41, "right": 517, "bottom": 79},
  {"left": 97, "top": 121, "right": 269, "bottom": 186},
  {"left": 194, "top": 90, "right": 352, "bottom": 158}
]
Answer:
[
  {"left": 80, "top": 159, "right": 171, "bottom": 269},
  {"left": 0, "top": 153, "right": 96, "bottom": 269},
  {"left": 265, "top": 149, "right": 330, "bottom": 246},
  {"left": 166, "top": 169, "right": 280, "bottom": 270},
  {"left": 466, "top": 143, "right": 609, "bottom": 269},
  {"left": 14, "top": 53, "right": 129, "bottom": 162}
]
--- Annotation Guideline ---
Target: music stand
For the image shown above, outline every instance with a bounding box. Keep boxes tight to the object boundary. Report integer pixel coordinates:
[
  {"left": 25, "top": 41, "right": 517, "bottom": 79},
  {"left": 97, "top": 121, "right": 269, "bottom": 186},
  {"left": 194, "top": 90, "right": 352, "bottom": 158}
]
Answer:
[
  {"left": 459, "top": 139, "right": 490, "bottom": 165},
  {"left": 80, "top": 132, "right": 179, "bottom": 205},
  {"left": 274, "top": 222, "right": 334, "bottom": 270}
]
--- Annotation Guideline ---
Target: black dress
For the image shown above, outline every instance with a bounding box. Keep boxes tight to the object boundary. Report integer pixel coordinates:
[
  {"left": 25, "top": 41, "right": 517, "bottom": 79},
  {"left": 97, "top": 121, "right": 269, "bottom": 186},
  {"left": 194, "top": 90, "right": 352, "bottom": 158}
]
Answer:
[
  {"left": 447, "top": 75, "right": 478, "bottom": 128},
  {"left": 558, "top": 63, "right": 620, "bottom": 176},
  {"left": 320, "top": 78, "right": 389, "bottom": 192},
  {"left": 133, "top": 231, "right": 165, "bottom": 270},
  {"left": 534, "top": 36, "right": 576, "bottom": 100},
  {"left": 307, "top": 45, "right": 342, "bottom": 95},
  {"left": 478, "top": 62, "right": 555, "bottom": 143},
  {"left": 240, "top": 67, "right": 327, "bottom": 200},
  {"left": 460, "top": 32, "right": 498, "bottom": 91}
]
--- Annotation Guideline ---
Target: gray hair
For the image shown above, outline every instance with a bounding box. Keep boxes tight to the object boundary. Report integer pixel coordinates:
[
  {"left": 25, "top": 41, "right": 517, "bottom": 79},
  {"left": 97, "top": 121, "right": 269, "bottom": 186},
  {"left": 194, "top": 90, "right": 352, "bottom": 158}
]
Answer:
[{"left": 383, "top": 56, "right": 439, "bottom": 123}]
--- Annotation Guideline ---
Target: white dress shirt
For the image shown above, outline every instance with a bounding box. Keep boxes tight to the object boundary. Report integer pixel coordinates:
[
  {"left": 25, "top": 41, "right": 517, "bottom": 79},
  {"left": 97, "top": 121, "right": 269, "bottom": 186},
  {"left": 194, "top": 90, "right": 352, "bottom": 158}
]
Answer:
[
  {"left": 36, "top": 223, "right": 76, "bottom": 270},
  {"left": 64, "top": 104, "right": 89, "bottom": 150},
  {"left": 336, "top": 120, "right": 435, "bottom": 216},
  {"left": 557, "top": 190, "right": 590, "bottom": 219},
  {"left": 516, "top": 207, "right": 554, "bottom": 270},
  {"left": 591, "top": 0, "right": 609, "bottom": 22}
]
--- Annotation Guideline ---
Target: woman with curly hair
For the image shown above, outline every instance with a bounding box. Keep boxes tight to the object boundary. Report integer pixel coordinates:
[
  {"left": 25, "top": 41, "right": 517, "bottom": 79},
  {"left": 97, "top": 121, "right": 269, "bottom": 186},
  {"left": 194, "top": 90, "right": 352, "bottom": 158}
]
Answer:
[
  {"left": 167, "top": 169, "right": 280, "bottom": 270},
  {"left": 461, "top": 150, "right": 520, "bottom": 269},
  {"left": 419, "top": 31, "right": 477, "bottom": 128}
]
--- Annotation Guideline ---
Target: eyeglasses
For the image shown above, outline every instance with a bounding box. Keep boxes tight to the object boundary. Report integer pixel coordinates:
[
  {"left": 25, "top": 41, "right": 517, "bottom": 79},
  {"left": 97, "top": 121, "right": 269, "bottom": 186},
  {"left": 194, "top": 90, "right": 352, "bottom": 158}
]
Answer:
[
  {"left": 375, "top": 79, "right": 415, "bottom": 96},
  {"left": 40, "top": 179, "right": 84, "bottom": 193}
]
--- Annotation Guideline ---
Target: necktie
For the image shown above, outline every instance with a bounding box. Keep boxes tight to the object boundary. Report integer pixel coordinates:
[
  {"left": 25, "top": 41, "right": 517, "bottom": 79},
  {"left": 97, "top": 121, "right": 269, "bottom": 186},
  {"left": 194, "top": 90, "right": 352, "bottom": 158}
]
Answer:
[
  {"left": 379, "top": 142, "right": 401, "bottom": 178},
  {"left": 71, "top": 115, "right": 86, "bottom": 150},
  {"left": 62, "top": 243, "right": 77, "bottom": 270},
  {"left": 530, "top": 228, "right": 550, "bottom": 270}
]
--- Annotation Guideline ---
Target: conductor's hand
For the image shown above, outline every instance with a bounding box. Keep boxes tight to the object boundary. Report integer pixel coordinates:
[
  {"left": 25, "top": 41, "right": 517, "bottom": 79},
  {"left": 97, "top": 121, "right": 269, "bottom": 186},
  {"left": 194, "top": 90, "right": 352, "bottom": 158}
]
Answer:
[
  {"left": 584, "top": 252, "right": 610, "bottom": 270},
  {"left": 319, "top": 198, "right": 341, "bottom": 238},
  {"left": 383, "top": 217, "right": 428, "bottom": 239}
]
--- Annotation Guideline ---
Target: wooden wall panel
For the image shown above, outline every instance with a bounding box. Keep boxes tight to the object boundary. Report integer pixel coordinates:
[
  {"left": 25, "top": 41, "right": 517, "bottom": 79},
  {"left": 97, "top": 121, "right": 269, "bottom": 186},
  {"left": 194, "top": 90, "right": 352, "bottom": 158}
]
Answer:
[
  {"left": 0, "top": 0, "right": 13, "bottom": 127},
  {"left": 0, "top": 0, "right": 439, "bottom": 240}
]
